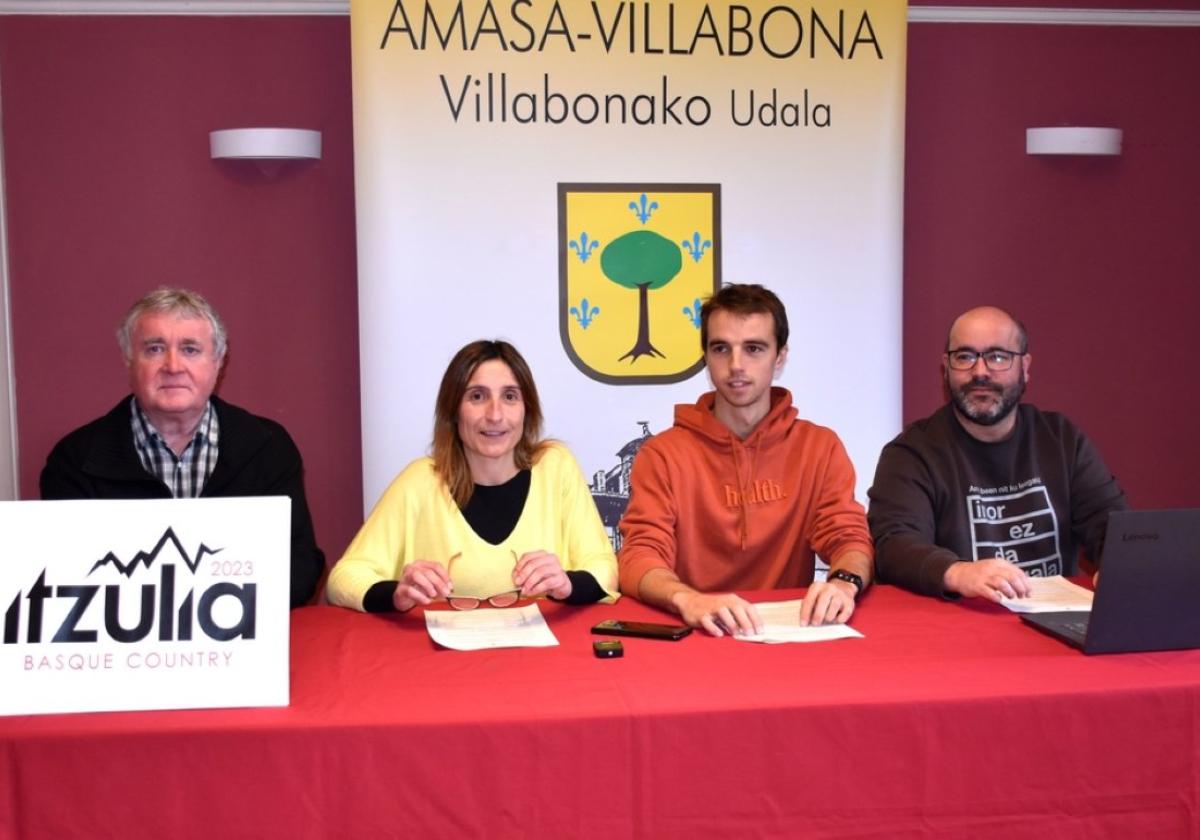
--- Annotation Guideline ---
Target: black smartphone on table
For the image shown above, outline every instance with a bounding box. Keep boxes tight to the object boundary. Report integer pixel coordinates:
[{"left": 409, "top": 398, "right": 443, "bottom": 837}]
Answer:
[{"left": 591, "top": 619, "right": 692, "bottom": 641}]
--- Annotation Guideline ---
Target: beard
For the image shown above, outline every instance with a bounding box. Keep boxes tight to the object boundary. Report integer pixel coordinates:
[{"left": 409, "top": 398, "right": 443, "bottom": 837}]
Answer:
[{"left": 949, "top": 368, "right": 1025, "bottom": 426}]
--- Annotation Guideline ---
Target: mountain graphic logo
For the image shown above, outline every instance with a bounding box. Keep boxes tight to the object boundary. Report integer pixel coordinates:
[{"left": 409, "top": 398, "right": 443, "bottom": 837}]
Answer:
[{"left": 88, "top": 527, "right": 223, "bottom": 577}]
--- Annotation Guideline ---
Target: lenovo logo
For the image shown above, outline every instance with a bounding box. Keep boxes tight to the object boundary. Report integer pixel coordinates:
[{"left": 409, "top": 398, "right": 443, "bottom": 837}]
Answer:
[{"left": 1121, "top": 532, "right": 1159, "bottom": 542}]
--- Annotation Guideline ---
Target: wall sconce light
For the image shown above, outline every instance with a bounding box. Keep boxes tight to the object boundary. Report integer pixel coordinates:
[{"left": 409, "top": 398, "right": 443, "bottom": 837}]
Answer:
[
  {"left": 209, "top": 128, "right": 322, "bottom": 175},
  {"left": 1026, "top": 127, "right": 1122, "bottom": 156}
]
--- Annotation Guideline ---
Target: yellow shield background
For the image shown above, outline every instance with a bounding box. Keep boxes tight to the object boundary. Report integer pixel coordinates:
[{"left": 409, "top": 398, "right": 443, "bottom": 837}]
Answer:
[{"left": 559, "top": 184, "right": 720, "bottom": 384}]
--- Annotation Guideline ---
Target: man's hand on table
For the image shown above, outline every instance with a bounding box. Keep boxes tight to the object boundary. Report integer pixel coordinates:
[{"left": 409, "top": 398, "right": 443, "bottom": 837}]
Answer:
[
  {"left": 943, "top": 558, "right": 1032, "bottom": 602},
  {"left": 798, "top": 579, "right": 856, "bottom": 626},
  {"left": 671, "top": 590, "right": 763, "bottom": 637}
]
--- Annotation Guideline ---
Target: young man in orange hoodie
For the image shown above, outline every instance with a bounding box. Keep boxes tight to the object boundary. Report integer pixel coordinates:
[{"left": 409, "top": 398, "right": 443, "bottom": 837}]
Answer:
[{"left": 618, "top": 284, "right": 874, "bottom": 636}]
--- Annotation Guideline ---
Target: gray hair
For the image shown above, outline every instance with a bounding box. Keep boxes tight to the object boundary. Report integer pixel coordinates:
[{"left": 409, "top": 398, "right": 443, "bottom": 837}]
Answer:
[{"left": 117, "top": 288, "right": 228, "bottom": 363}]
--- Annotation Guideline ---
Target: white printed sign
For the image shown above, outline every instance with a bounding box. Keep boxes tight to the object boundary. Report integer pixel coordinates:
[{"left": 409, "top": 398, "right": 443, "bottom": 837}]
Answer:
[{"left": 0, "top": 498, "right": 290, "bottom": 716}]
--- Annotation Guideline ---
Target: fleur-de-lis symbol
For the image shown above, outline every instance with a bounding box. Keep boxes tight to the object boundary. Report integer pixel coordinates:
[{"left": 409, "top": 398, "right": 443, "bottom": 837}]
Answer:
[
  {"left": 570, "top": 297, "right": 600, "bottom": 329},
  {"left": 682, "top": 298, "right": 703, "bottom": 329},
  {"left": 628, "top": 193, "right": 659, "bottom": 224},
  {"left": 569, "top": 232, "right": 600, "bottom": 263},
  {"left": 682, "top": 232, "right": 711, "bottom": 263}
]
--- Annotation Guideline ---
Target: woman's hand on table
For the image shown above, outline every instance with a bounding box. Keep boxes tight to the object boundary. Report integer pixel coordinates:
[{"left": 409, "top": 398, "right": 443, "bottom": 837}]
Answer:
[
  {"left": 392, "top": 561, "right": 453, "bottom": 611},
  {"left": 513, "top": 550, "right": 572, "bottom": 600}
]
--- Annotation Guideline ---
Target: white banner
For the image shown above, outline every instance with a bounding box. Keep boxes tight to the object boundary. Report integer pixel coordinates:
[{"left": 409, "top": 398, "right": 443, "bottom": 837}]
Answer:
[
  {"left": 0, "top": 498, "right": 290, "bottom": 716},
  {"left": 352, "top": 1, "right": 907, "bottom": 538}
]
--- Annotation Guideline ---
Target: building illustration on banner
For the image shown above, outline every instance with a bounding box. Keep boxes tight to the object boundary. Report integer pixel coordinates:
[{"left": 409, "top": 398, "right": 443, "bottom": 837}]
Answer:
[
  {"left": 559, "top": 183, "right": 720, "bottom": 384},
  {"left": 585, "top": 421, "right": 653, "bottom": 551}
]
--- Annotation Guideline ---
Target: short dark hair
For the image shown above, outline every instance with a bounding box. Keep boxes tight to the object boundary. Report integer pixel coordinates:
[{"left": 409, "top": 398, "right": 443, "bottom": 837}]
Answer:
[
  {"left": 700, "top": 284, "right": 789, "bottom": 351},
  {"left": 432, "top": 340, "right": 546, "bottom": 507}
]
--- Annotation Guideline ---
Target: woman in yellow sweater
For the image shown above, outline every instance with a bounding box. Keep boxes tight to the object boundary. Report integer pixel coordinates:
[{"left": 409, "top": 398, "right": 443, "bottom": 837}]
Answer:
[{"left": 327, "top": 340, "right": 618, "bottom": 612}]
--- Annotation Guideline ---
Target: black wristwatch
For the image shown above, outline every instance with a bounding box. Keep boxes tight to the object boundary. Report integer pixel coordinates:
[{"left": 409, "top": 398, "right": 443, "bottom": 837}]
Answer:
[{"left": 827, "top": 569, "right": 864, "bottom": 599}]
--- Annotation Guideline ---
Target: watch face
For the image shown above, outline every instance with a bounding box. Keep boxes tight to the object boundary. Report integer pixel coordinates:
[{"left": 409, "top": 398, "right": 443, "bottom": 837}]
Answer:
[{"left": 831, "top": 570, "right": 863, "bottom": 592}]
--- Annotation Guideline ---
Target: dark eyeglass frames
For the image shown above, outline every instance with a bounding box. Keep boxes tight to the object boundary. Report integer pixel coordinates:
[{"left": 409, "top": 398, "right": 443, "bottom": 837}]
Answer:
[{"left": 945, "top": 348, "right": 1024, "bottom": 371}]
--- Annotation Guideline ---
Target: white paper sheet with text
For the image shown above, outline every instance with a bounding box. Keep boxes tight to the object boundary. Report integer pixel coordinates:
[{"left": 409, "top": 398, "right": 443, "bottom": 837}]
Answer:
[
  {"left": 735, "top": 599, "right": 864, "bottom": 644},
  {"left": 999, "top": 575, "right": 1094, "bottom": 613},
  {"left": 425, "top": 603, "right": 559, "bottom": 651}
]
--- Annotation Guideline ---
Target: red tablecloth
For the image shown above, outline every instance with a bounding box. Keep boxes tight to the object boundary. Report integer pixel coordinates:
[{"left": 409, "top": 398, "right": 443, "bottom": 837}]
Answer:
[{"left": 3, "top": 585, "right": 1199, "bottom": 838}]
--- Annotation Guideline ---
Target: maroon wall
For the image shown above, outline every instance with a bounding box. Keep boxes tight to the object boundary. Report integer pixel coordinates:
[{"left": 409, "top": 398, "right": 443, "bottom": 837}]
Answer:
[
  {"left": 0, "top": 16, "right": 362, "bottom": 563},
  {"left": 903, "top": 19, "right": 1200, "bottom": 509},
  {"left": 2, "top": 10, "right": 1197, "bottom": 568}
]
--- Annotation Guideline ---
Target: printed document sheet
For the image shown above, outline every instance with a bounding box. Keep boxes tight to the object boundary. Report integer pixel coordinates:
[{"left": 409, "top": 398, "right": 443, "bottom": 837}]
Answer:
[
  {"left": 425, "top": 603, "right": 559, "bottom": 650},
  {"left": 735, "top": 598, "right": 864, "bottom": 644},
  {"left": 999, "top": 575, "right": 1094, "bottom": 613}
]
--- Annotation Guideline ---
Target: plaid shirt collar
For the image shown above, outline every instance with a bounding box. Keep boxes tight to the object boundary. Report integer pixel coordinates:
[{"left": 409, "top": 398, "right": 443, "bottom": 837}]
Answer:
[{"left": 129, "top": 397, "right": 220, "bottom": 498}]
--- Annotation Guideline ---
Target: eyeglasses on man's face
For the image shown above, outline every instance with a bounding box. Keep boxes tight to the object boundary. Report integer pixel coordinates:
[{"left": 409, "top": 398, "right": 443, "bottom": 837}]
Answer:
[
  {"left": 444, "top": 550, "right": 521, "bottom": 610},
  {"left": 945, "top": 348, "right": 1024, "bottom": 372}
]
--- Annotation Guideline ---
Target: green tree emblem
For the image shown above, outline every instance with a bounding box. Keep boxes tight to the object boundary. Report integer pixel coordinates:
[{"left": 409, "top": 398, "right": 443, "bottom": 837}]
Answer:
[{"left": 600, "top": 230, "right": 683, "bottom": 363}]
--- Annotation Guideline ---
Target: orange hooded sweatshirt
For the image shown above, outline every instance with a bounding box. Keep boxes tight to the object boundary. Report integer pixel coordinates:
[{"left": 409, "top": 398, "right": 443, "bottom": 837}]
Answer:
[{"left": 618, "top": 388, "right": 873, "bottom": 595}]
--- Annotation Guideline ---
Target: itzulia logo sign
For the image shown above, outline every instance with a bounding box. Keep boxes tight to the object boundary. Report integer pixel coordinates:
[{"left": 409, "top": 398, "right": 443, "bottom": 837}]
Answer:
[{"left": 3, "top": 527, "right": 256, "bottom": 646}]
